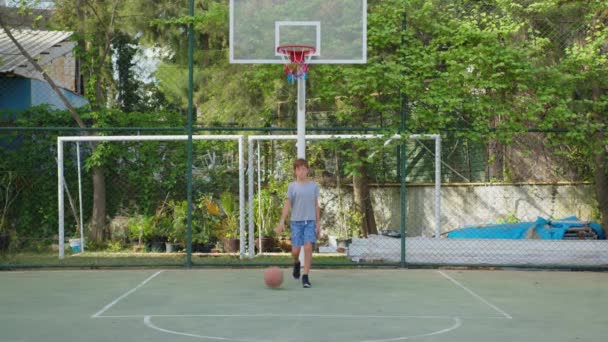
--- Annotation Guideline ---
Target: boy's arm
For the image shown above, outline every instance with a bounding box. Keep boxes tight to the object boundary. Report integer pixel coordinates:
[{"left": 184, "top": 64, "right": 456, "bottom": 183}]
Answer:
[
  {"left": 315, "top": 198, "right": 321, "bottom": 236},
  {"left": 275, "top": 199, "right": 291, "bottom": 234}
]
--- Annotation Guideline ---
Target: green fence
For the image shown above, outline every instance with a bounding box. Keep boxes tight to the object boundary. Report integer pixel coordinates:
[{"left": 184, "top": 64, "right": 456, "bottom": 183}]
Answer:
[
  {"left": 1, "top": 1, "right": 606, "bottom": 268},
  {"left": 0, "top": 126, "right": 606, "bottom": 268}
]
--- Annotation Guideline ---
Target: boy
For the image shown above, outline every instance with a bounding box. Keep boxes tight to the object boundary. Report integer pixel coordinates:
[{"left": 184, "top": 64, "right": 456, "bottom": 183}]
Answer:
[{"left": 275, "top": 159, "right": 320, "bottom": 288}]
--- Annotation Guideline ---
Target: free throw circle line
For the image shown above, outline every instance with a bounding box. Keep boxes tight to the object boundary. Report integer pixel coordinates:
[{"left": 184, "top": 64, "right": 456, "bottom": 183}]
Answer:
[
  {"left": 143, "top": 314, "right": 462, "bottom": 342},
  {"left": 144, "top": 315, "right": 264, "bottom": 342}
]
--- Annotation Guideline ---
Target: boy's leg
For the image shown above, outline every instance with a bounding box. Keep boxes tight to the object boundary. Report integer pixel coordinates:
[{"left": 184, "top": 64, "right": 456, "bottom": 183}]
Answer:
[
  {"left": 303, "top": 242, "right": 313, "bottom": 275},
  {"left": 291, "top": 246, "right": 301, "bottom": 261},
  {"left": 291, "top": 246, "right": 301, "bottom": 279},
  {"left": 290, "top": 221, "right": 304, "bottom": 279},
  {"left": 301, "top": 221, "right": 316, "bottom": 288}
]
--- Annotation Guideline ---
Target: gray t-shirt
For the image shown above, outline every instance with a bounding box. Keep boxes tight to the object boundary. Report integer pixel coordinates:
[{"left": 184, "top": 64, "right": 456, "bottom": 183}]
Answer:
[{"left": 286, "top": 181, "right": 319, "bottom": 221}]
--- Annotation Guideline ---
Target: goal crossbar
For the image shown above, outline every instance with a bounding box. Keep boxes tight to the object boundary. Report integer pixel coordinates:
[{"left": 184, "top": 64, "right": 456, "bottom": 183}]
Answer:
[
  {"left": 247, "top": 134, "right": 441, "bottom": 258},
  {"left": 57, "top": 135, "right": 246, "bottom": 259}
]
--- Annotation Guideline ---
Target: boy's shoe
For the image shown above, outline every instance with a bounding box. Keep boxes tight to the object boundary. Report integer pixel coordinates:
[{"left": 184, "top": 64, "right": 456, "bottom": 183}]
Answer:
[
  {"left": 302, "top": 274, "right": 311, "bottom": 288},
  {"left": 292, "top": 262, "right": 301, "bottom": 279}
]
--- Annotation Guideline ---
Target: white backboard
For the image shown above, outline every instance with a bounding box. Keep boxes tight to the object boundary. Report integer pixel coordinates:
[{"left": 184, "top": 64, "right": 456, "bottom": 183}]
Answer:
[{"left": 230, "top": 0, "right": 367, "bottom": 64}]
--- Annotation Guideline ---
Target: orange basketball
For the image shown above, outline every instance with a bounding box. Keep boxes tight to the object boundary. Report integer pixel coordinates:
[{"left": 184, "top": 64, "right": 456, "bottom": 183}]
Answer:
[{"left": 263, "top": 267, "right": 283, "bottom": 288}]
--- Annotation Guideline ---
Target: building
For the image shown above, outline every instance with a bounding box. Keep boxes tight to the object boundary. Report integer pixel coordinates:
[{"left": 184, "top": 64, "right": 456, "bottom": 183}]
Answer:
[{"left": 0, "top": 28, "right": 88, "bottom": 115}]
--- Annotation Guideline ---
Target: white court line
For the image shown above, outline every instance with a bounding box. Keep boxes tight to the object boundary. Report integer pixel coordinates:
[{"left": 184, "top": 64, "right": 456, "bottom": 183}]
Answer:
[
  {"left": 92, "top": 270, "right": 163, "bottom": 318},
  {"left": 437, "top": 270, "right": 513, "bottom": 319},
  {"left": 136, "top": 314, "right": 458, "bottom": 319},
  {"left": 96, "top": 313, "right": 506, "bottom": 320},
  {"left": 144, "top": 315, "right": 264, "bottom": 342},
  {"left": 143, "top": 314, "right": 462, "bottom": 342},
  {"left": 359, "top": 317, "right": 461, "bottom": 342}
]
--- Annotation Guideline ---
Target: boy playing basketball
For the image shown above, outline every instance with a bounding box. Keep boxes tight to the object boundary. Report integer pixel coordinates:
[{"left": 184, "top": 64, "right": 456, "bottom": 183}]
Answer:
[{"left": 275, "top": 159, "right": 320, "bottom": 288}]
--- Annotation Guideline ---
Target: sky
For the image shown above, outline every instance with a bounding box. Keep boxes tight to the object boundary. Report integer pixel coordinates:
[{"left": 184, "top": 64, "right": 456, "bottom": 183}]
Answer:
[{"left": 3, "top": 1, "right": 55, "bottom": 9}]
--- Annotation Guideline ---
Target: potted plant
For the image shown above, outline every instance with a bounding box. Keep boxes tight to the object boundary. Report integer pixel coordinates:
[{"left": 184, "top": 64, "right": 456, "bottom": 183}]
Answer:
[
  {"left": 218, "top": 192, "right": 240, "bottom": 253},
  {"left": 164, "top": 200, "right": 187, "bottom": 253},
  {"left": 127, "top": 214, "right": 158, "bottom": 252},
  {"left": 253, "top": 188, "right": 283, "bottom": 252}
]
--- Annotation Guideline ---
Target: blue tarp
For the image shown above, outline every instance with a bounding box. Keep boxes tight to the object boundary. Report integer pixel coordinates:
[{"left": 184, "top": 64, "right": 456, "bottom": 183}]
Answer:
[{"left": 447, "top": 216, "right": 605, "bottom": 240}]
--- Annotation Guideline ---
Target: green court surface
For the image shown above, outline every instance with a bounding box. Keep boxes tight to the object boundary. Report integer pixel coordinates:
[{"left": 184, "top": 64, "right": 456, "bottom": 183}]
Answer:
[{"left": 1, "top": 268, "right": 606, "bottom": 342}]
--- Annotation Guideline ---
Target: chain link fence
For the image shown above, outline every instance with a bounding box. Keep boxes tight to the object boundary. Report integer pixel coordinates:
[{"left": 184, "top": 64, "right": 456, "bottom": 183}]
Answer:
[
  {"left": 0, "top": 126, "right": 606, "bottom": 268},
  {"left": 1, "top": 1, "right": 606, "bottom": 268}
]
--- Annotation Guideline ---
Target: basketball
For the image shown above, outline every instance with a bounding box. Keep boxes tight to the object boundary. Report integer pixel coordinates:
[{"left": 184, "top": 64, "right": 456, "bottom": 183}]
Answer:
[{"left": 263, "top": 267, "right": 283, "bottom": 288}]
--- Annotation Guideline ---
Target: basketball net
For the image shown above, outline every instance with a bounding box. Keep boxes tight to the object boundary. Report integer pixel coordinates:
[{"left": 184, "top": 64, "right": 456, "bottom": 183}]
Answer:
[{"left": 277, "top": 45, "right": 316, "bottom": 83}]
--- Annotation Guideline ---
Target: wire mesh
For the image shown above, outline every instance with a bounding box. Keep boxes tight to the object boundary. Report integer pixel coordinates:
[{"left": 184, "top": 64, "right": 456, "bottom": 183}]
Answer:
[{"left": 0, "top": 1, "right": 606, "bottom": 269}]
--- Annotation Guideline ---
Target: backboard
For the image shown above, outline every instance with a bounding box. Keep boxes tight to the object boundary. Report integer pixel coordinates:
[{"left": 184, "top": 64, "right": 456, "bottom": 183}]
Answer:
[{"left": 230, "top": 0, "right": 367, "bottom": 64}]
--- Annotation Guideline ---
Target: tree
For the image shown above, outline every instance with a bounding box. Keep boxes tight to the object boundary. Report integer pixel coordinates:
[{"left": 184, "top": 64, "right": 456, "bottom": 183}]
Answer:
[
  {"left": 529, "top": 0, "right": 608, "bottom": 235},
  {"left": 50, "top": 0, "right": 127, "bottom": 242}
]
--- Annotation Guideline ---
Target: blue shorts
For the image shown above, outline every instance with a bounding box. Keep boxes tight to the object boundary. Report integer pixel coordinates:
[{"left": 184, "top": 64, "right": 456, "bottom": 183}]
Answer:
[{"left": 291, "top": 220, "right": 316, "bottom": 247}]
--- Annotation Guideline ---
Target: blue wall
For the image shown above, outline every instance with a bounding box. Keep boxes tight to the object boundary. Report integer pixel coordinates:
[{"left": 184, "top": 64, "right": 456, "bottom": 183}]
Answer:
[
  {"left": 0, "top": 76, "right": 88, "bottom": 117},
  {"left": 30, "top": 78, "right": 89, "bottom": 109},
  {"left": 0, "top": 77, "right": 31, "bottom": 119}
]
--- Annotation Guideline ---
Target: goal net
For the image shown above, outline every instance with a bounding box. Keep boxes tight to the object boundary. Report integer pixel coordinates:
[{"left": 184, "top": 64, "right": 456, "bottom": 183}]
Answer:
[
  {"left": 57, "top": 135, "right": 245, "bottom": 260},
  {"left": 247, "top": 134, "right": 441, "bottom": 263}
]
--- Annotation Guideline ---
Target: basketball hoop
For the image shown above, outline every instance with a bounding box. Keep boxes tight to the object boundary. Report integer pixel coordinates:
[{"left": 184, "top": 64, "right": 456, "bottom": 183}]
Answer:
[{"left": 277, "top": 45, "right": 316, "bottom": 83}]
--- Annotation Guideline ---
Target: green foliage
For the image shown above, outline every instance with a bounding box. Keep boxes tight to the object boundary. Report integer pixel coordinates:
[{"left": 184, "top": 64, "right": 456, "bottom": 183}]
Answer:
[
  {"left": 127, "top": 214, "right": 157, "bottom": 245},
  {"left": 198, "top": 195, "right": 224, "bottom": 239},
  {"left": 253, "top": 187, "right": 285, "bottom": 238},
  {"left": 166, "top": 200, "right": 188, "bottom": 244},
  {"left": 3, "top": 0, "right": 607, "bottom": 249},
  {"left": 343, "top": 208, "right": 363, "bottom": 239},
  {"left": 219, "top": 191, "right": 239, "bottom": 239}
]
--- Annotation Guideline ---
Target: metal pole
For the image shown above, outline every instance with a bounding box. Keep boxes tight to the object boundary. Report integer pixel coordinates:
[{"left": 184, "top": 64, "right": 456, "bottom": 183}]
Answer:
[
  {"left": 400, "top": 8, "right": 407, "bottom": 267},
  {"left": 248, "top": 138, "right": 255, "bottom": 258},
  {"left": 186, "top": 0, "right": 195, "bottom": 267},
  {"left": 76, "top": 142, "right": 84, "bottom": 252},
  {"left": 238, "top": 136, "right": 245, "bottom": 259},
  {"left": 58, "top": 139, "right": 64, "bottom": 259},
  {"left": 435, "top": 135, "right": 442, "bottom": 238},
  {"left": 297, "top": 77, "right": 306, "bottom": 159},
  {"left": 257, "top": 143, "right": 263, "bottom": 253},
  {"left": 296, "top": 77, "right": 306, "bottom": 265},
  {"left": 400, "top": 108, "right": 407, "bottom": 267}
]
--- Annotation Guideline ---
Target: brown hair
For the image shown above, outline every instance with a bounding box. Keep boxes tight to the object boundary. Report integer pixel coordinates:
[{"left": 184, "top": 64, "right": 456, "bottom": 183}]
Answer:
[{"left": 293, "top": 158, "right": 309, "bottom": 171}]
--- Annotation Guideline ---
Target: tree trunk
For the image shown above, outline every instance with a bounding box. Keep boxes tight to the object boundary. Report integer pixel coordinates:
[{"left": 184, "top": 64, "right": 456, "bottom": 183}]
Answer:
[
  {"left": 592, "top": 139, "right": 608, "bottom": 237},
  {"left": 591, "top": 81, "right": 608, "bottom": 237},
  {"left": 76, "top": 0, "right": 86, "bottom": 96},
  {"left": 84, "top": 1, "right": 119, "bottom": 243},
  {"left": 352, "top": 148, "right": 377, "bottom": 237},
  {"left": 487, "top": 116, "right": 504, "bottom": 181},
  {"left": 91, "top": 166, "right": 106, "bottom": 242}
]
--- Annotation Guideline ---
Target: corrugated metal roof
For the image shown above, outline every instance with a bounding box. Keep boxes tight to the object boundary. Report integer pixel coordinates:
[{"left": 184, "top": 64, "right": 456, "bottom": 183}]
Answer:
[{"left": 0, "top": 29, "right": 72, "bottom": 73}]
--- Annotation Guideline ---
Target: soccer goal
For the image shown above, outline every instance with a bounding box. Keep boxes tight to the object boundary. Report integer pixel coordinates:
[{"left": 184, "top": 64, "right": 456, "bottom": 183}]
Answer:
[
  {"left": 246, "top": 133, "right": 441, "bottom": 260},
  {"left": 56, "top": 135, "right": 245, "bottom": 259}
]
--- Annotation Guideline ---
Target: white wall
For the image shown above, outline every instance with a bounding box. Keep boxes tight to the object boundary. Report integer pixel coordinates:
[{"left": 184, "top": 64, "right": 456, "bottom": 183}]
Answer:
[{"left": 320, "top": 183, "right": 598, "bottom": 238}]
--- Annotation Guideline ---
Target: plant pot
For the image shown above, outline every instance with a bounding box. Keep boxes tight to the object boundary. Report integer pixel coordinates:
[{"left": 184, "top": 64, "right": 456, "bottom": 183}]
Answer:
[
  {"left": 147, "top": 240, "right": 165, "bottom": 252},
  {"left": 165, "top": 242, "right": 178, "bottom": 253},
  {"left": 192, "top": 242, "right": 214, "bottom": 253},
  {"left": 69, "top": 238, "right": 82, "bottom": 253},
  {"left": 222, "top": 238, "right": 240, "bottom": 253},
  {"left": 255, "top": 237, "right": 276, "bottom": 252}
]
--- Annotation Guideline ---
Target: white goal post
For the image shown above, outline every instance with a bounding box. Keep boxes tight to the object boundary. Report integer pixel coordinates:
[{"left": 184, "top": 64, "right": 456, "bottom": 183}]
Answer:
[
  {"left": 247, "top": 134, "right": 441, "bottom": 259},
  {"left": 57, "top": 135, "right": 246, "bottom": 259}
]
